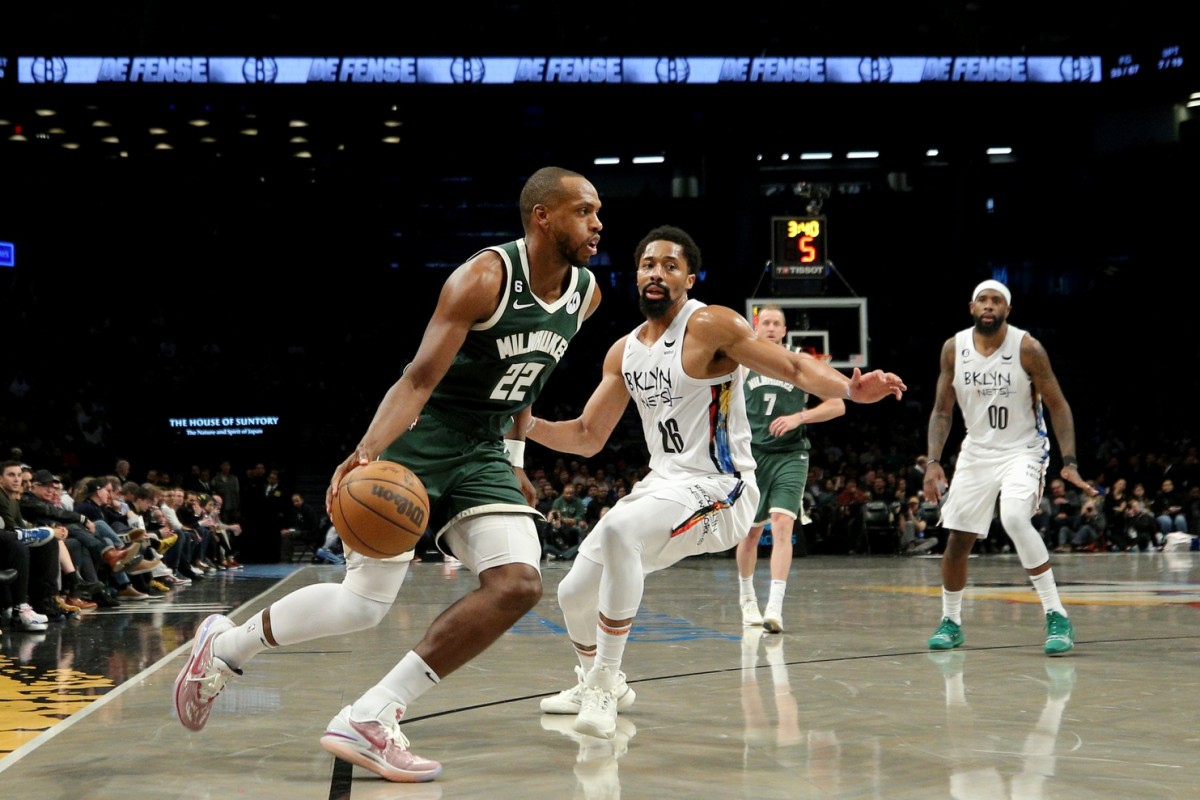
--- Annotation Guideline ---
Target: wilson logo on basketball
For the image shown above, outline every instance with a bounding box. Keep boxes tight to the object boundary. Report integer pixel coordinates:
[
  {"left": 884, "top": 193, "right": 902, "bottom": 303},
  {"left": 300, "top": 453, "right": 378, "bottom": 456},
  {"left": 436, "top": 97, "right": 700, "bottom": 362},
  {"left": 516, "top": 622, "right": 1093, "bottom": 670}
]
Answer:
[{"left": 370, "top": 484, "right": 427, "bottom": 527}]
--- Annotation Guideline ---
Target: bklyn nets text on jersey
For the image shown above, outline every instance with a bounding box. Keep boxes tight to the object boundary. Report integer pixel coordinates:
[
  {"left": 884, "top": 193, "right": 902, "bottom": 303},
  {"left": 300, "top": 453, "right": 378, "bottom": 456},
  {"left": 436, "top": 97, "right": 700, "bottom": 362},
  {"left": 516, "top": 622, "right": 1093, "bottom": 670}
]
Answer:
[{"left": 964, "top": 368, "right": 1015, "bottom": 398}]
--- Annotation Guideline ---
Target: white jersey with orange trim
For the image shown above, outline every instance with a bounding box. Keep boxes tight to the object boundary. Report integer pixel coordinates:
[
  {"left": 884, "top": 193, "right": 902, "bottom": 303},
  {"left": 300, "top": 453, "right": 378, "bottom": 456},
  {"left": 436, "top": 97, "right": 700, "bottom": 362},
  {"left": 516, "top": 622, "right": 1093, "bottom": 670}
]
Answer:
[{"left": 621, "top": 299, "right": 756, "bottom": 481}]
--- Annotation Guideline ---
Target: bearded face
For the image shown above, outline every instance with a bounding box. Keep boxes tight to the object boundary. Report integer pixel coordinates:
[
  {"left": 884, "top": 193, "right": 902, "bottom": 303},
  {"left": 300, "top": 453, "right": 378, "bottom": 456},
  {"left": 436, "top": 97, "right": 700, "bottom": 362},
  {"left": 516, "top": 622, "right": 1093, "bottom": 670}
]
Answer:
[
  {"left": 638, "top": 282, "right": 675, "bottom": 319},
  {"left": 972, "top": 307, "right": 1006, "bottom": 335}
]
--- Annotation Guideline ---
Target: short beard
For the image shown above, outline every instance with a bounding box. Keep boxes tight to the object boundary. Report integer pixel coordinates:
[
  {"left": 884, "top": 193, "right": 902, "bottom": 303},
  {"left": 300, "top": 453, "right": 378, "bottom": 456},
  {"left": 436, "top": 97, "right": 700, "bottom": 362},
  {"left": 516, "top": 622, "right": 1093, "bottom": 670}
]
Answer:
[
  {"left": 973, "top": 312, "right": 1005, "bottom": 335},
  {"left": 555, "top": 229, "right": 592, "bottom": 269},
  {"left": 639, "top": 292, "right": 673, "bottom": 319}
]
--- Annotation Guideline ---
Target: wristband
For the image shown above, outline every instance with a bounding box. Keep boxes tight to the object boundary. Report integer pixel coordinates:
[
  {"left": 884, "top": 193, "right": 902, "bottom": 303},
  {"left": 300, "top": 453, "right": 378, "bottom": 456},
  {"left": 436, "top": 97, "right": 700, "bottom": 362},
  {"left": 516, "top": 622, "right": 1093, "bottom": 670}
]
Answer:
[
  {"left": 927, "top": 458, "right": 940, "bottom": 466},
  {"left": 504, "top": 439, "right": 526, "bottom": 468},
  {"left": 844, "top": 382, "right": 853, "bottom": 400},
  {"left": 1063, "top": 455, "right": 1079, "bottom": 468}
]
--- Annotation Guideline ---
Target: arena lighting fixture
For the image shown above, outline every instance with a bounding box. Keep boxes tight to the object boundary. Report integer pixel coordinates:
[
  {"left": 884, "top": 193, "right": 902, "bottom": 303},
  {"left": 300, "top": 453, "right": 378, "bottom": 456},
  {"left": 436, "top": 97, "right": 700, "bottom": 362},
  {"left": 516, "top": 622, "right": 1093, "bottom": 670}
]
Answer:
[
  {"left": 288, "top": 119, "right": 309, "bottom": 127},
  {"left": 289, "top": 136, "right": 308, "bottom": 143},
  {"left": 847, "top": 150, "right": 880, "bottom": 159},
  {"left": 200, "top": 136, "right": 217, "bottom": 143},
  {"left": 781, "top": 153, "right": 791, "bottom": 161},
  {"left": 383, "top": 120, "right": 402, "bottom": 127},
  {"left": 92, "top": 120, "right": 111, "bottom": 127},
  {"left": 0, "top": 119, "right": 11, "bottom": 125},
  {"left": 8, "top": 134, "right": 28, "bottom": 141},
  {"left": 926, "top": 148, "right": 940, "bottom": 157},
  {"left": 382, "top": 136, "right": 401, "bottom": 144},
  {"left": 240, "top": 128, "right": 258, "bottom": 135},
  {"left": 800, "top": 152, "right": 833, "bottom": 160},
  {"left": 632, "top": 155, "right": 665, "bottom": 164},
  {"left": 61, "top": 142, "right": 80, "bottom": 149},
  {"left": 48, "top": 127, "right": 65, "bottom": 134},
  {"left": 34, "top": 108, "right": 56, "bottom": 116},
  {"left": 593, "top": 156, "right": 620, "bottom": 165},
  {"left": 149, "top": 127, "right": 168, "bottom": 135},
  {"left": 154, "top": 142, "right": 173, "bottom": 150},
  {"left": 986, "top": 146, "right": 1012, "bottom": 155},
  {"left": 188, "top": 119, "right": 210, "bottom": 126},
  {"left": 293, "top": 151, "right": 313, "bottom": 158},
  {"left": 101, "top": 136, "right": 119, "bottom": 143}
]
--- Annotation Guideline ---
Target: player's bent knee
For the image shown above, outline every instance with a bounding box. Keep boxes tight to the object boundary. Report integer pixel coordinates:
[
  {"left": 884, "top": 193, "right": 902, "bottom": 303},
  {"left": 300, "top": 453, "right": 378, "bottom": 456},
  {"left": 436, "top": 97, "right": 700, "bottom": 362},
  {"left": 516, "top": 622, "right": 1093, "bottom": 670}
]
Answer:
[
  {"left": 343, "top": 551, "right": 410, "bottom": 604},
  {"left": 1000, "top": 509, "right": 1049, "bottom": 568},
  {"left": 331, "top": 586, "right": 394, "bottom": 631},
  {"left": 481, "top": 562, "right": 542, "bottom": 610}
]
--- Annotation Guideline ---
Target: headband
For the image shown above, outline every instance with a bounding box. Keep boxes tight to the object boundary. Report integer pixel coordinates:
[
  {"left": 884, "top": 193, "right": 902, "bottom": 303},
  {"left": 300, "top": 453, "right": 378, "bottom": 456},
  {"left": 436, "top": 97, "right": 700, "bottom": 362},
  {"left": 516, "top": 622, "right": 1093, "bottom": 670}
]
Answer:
[{"left": 971, "top": 279, "right": 1011, "bottom": 304}]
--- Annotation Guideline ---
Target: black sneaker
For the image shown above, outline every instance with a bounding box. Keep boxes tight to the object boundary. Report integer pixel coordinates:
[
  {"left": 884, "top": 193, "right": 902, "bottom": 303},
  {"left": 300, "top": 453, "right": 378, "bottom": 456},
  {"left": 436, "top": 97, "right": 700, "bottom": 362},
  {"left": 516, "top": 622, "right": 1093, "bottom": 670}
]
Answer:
[{"left": 93, "top": 591, "right": 122, "bottom": 608}]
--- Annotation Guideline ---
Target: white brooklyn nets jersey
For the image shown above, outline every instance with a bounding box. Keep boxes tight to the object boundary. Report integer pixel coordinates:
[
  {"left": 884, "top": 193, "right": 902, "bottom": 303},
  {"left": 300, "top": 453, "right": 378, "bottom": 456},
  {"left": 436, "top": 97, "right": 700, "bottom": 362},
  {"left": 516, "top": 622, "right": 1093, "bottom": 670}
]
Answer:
[
  {"left": 621, "top": 299, "right": 755, "bottom": 480},
  {"left": 953, "top": 323, "right": 1048, "bottom": 454}
]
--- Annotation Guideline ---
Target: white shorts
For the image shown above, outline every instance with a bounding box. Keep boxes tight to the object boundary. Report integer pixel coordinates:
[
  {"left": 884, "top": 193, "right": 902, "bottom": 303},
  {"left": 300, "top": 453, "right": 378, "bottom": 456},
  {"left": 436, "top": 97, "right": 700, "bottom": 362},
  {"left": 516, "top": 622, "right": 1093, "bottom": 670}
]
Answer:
[
  {"left": 578, "top": 471, "right": 759, "bottom": 574},
  {"left": 939, "top": 446, "right": 1046, "bottom": 537}
]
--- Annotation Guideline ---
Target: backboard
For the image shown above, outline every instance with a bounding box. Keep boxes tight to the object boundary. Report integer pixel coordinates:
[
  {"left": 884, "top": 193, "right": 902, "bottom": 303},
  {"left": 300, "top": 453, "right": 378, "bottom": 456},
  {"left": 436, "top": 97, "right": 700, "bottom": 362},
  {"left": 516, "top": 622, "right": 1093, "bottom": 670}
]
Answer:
[{"left": 745, "top": 297, "right": 868, "bottom": 369}]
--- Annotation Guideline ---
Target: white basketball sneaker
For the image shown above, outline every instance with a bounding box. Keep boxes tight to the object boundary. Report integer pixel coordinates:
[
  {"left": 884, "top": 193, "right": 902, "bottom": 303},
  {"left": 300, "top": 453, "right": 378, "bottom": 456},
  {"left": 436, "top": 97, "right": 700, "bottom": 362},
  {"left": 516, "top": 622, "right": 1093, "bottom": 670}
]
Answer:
[
  {"left": 763, "top": 602, "right": 784, "bottom": 634},
  {"left": 741, "top": 598, "right": 764, "bottom": 626},
  {"left": 573, "top": 665, "right": 620, "bottom": 740},
  {"left": 541, "top": 664, "right": 636, "bottom": 714}
]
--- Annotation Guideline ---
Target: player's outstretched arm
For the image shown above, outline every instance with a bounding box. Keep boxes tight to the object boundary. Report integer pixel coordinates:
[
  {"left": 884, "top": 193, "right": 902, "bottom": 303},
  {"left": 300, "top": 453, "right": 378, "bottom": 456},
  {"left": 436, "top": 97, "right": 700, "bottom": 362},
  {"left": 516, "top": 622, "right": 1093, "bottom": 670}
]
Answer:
[
  {"left": 701, "top": 305, "right": 906, "bottom": 403},
  {"left": 527, "top": 336, "right": 631, "bottom": 457}
]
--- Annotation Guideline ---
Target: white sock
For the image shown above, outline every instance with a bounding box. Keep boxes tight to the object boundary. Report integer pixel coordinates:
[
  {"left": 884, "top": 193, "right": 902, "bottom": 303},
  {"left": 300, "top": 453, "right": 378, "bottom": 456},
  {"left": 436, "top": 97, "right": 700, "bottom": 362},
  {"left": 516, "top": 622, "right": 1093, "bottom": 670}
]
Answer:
[
  {"left": 574, "top": 642, "right": 596, "bottom": 672},
  {"left": 767, "top": 580, "right": 787, "bottom": 609},
  {"left": 739, "top": 575, "right": 756, "bottom": 602},
  {"left": 942, "top": 588, "right": 964, "bottom": 624},
  {"left": 595, "top": 619, "right": 631, "bottom": 672},
  {"left": 352, "top": 651, "right": 439, "bottom": 721},
  {"left": 1030, "top": 570, "right": 1066, "bottom": 616}
]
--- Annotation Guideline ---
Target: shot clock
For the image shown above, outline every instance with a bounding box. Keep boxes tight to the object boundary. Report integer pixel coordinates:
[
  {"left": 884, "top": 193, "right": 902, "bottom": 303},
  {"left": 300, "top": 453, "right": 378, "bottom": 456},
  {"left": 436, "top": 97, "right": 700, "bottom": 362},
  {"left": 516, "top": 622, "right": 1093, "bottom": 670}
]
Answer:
[{"left": 771, "top": 216, "right": 828, "bottom": 278}]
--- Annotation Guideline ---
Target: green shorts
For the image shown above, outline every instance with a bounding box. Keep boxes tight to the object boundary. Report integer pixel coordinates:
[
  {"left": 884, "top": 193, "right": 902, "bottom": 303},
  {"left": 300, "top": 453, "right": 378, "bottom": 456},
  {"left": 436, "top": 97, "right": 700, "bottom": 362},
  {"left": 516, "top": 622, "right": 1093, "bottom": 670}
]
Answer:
[
  {"left": 751, "top": 449, "right": 810, "bottom": 524},
  {"left": 379, "top": 411, "right": 539, "bottom": 539}
]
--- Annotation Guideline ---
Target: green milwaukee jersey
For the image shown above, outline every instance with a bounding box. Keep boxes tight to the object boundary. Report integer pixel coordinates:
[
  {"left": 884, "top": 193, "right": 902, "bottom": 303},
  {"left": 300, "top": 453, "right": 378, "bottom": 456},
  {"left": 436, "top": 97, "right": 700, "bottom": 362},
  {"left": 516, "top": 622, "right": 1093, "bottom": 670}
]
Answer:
[
  {"left": 743, "top": 361, "right": 811, "bottom": 454},
  {"left": 424, "top": 239, "right": 596, "bottom": 440}
]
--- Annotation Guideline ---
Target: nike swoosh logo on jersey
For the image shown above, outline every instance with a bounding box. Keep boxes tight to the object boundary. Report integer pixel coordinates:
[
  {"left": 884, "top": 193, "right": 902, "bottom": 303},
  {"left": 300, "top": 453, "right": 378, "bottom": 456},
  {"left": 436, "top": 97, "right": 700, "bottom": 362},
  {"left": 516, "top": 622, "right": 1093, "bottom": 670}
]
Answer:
[
  {"left": 1002, "top": 354, "right": 1013, "bottom": 361},
  {"left": 664, "top": 339, "right": 676, "bottom": 348},
  {"left": 513, "top": 300, "right": 535, "bottom": 310}
]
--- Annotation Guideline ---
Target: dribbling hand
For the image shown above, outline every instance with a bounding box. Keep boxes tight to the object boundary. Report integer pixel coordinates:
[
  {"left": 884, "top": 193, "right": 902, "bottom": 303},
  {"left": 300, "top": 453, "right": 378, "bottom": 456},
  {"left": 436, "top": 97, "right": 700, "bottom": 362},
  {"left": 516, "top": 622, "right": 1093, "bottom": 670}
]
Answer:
[{"left": 327, "top": 448, "right": 371, "bottom": 515}]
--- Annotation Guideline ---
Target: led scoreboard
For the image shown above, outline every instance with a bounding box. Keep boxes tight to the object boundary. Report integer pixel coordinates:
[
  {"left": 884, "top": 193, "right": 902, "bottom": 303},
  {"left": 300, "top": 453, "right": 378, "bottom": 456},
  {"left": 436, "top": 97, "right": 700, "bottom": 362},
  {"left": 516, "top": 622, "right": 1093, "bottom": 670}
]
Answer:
[{"left": 771, "top": 216, "right": 828, "bottom": 278}]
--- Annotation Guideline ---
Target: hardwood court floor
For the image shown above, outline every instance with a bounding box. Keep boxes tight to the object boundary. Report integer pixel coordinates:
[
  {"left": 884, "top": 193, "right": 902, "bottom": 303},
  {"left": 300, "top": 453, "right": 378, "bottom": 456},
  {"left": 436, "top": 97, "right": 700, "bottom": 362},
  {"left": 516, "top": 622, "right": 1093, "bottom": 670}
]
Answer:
[{"left": 1, "top": 550, "right": 1198, "bottom": 799}]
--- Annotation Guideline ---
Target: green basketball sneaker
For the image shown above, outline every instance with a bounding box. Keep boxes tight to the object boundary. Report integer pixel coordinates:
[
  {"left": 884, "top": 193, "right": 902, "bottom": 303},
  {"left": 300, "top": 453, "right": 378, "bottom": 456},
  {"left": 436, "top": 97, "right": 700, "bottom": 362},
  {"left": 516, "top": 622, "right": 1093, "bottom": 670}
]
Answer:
[
  {"left": 1044, "top": 611, "right": 1075, "bottom": 655},
  {"left": 927, "top": 618, "right": 964, "bottom": 650}
]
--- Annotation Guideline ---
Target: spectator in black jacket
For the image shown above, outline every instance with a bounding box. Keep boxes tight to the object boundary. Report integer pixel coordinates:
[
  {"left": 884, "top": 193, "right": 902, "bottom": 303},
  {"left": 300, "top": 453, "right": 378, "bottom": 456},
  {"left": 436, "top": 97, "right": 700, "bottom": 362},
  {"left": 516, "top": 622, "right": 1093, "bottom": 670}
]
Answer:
[
  {"left": 280, "top": 492, "right": 322, "bottom": 562},
  {"left": 21, "top": 469, "right": 112, "bottom": 606}
]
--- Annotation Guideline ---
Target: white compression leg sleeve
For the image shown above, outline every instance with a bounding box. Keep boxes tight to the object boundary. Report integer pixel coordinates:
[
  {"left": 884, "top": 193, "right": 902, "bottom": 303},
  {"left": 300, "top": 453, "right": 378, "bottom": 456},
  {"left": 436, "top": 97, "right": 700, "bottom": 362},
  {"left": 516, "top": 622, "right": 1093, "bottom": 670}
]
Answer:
[
  {"left": 557, "top": 555, "right": 603, "bottom": 646},
  {"left": 215, "top": 552, "right": 408, "bottom": 668},
  {"left": 1000, "top": 500, "right": 1051, "bottom": 569}
]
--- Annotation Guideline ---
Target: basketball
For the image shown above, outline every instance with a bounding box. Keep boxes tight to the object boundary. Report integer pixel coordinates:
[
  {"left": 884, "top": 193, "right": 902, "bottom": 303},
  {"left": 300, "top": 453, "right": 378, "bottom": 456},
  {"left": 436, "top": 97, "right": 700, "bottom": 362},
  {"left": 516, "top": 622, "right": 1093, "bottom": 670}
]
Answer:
[{"left": 331, "top": 461, "right": 430, "bottom": 558}]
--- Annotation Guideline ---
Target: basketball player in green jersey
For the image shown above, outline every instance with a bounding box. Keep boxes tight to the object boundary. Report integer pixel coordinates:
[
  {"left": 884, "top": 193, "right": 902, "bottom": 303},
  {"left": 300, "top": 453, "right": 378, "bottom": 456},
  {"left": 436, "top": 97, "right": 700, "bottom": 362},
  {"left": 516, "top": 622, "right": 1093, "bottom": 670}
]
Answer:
[
  {"left": 175, "top": 166, "right": 603, "bottom": 782},
  {"left": 736, "top": 305, "right": 846, "bottom": 633}
]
